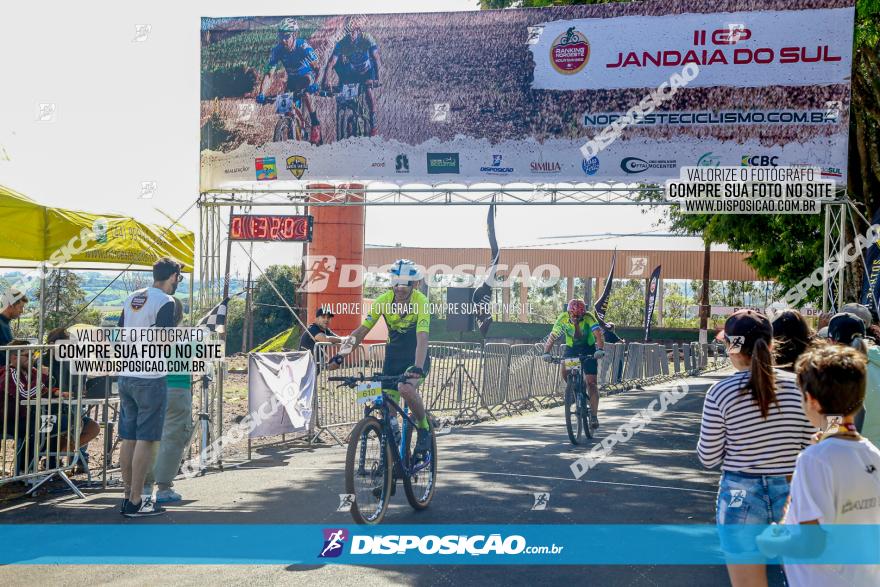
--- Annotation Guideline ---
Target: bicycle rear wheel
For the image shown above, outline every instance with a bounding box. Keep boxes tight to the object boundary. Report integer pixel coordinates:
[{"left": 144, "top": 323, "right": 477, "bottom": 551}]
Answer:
[
  {"left": 403, "top": 418, "right": 436, "bottom": 510},
  {"left": 564, "top": 378, "right": 583, "bottom": 445},
  {"left": 345, "top": 416, "right": 392, "bottom": 525}
]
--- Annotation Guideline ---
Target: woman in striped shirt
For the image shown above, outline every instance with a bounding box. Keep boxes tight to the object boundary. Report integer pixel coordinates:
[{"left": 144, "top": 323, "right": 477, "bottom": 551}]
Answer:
[{"left": 697, "top": 309, "right": 815, "bottom": 587}]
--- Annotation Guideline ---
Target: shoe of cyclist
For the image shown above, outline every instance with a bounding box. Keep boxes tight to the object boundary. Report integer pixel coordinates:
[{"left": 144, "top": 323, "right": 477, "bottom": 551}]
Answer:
[{"left": 412, "top": 427, "right": 432, "bottom": 462}]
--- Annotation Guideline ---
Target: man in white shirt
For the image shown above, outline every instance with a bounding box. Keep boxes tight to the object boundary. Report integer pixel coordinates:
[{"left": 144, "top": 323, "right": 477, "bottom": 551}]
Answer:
[
  {"left": 117, "top": 258, "right": 181, "bottom": 518},
  {"left": 758, "top": 344, "right": 880, "bottom": 586}
]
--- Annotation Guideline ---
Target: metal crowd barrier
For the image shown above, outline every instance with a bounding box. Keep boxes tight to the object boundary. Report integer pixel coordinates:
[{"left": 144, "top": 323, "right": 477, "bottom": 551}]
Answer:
[
  {"left": 304, "top": 340, "right": 730, "bottom": 442},
  {"left": 1, "top": 344, "right": 91, "bottom": 497},
  {"left": 235, "top": 338, "right": 731, "bottom": 454},
  {"left": 422, "top": 342, "right": 486, "bottom": 421}
]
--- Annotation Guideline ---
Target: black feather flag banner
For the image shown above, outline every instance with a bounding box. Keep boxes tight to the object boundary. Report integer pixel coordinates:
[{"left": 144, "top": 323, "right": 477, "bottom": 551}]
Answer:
[
  {"left": 472, "top": 205, "right": 499, "bottom": 337},
  {"left": 594, "top": 249, "right": 616, "bottom": 327}
]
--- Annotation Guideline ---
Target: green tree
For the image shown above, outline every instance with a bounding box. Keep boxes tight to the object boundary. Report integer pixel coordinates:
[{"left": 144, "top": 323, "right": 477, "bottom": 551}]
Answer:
[
  {"left": 31, "top": 270, "right": 103, "bottom": 334},
  {"left": 604, "top": 279, "right": 645, "bottom": 326},
  {"left": 223, "top": 296, "right": 247, "bottom": 355},
  {"left": 250, "top": 265, "right": 301, "bottom": 348},
  {"left": 663, "top": 282, "right": 697, "bottom": 328}
]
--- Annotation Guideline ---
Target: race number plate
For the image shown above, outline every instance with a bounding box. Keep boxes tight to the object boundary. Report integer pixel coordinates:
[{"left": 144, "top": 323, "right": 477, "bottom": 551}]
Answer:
[
  {"left": 341, "top": 83, "right": 359, "bottom": 100},
  {"left": 355, "top": 381, "right": 382, "bottom": 404},
  {"left": 563, "top": 358, "right": 581, "bottom": 369},
  {"left": 275, "top": 94, "right": 294, "bottom": 114}
]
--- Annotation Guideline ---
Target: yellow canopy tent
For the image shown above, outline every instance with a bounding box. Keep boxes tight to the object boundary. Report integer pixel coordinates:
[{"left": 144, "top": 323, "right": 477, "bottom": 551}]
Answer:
[
  {"left": 0, "top": 184, "right": 195, "bottom": 340},
  {"left": 0, "top": 184, "right": 194, "bottom": 271}
]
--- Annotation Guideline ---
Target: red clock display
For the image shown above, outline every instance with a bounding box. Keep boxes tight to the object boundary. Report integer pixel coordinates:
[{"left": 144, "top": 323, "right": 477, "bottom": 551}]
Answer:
[{"left": 229, "top": 215, "right": 313, "bottom": 242}]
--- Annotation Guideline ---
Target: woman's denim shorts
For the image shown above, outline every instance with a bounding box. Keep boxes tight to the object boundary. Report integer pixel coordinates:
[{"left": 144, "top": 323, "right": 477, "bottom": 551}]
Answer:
[{"left": 716, "top": 470, "right": 790, "bottom": 556}]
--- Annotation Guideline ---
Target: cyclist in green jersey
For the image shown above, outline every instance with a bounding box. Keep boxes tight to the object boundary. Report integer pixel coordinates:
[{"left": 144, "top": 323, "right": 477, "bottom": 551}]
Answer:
[
  {"left": 334, "top": 259, "right": 432, "bottom": 460},
  {"left": 542, "top": 299, "right": 606, "bottom": 428}
]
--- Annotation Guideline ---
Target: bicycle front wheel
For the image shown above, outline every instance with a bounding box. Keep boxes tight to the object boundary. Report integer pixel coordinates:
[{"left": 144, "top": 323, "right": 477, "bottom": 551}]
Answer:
[
  {"left": 403, "top": 418, "right": 436, "bottom": 511},
  {"left": 581, "top": 385, "right": 595, "bottom": 440},
  {"left": 273, "top": 116, "right": 293, "bottom": 142},
  {"left": 564, "top": 378, "right": 583, "bottom": 445},
  {"left": 337, "top": 108, "right": 355, "bottom": 140},
  {"left": 345, "top": 416, "right": 392, "bottom": 525}
]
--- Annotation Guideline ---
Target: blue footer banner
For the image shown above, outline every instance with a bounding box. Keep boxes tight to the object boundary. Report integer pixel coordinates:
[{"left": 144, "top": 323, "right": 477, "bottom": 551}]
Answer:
[{"left": 0, "top": 524, "right": 878, "bottom": 565}]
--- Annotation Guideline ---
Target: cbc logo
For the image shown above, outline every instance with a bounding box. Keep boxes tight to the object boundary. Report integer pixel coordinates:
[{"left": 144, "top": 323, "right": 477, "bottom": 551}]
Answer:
[{"left": 741, "top": 155, "right": 779, "bottom": 167}]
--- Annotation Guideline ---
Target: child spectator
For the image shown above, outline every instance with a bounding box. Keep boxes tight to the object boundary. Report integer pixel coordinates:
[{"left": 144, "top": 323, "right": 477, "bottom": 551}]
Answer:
[{"left": 760, "top": 344, "right": 880, "bottom": 586}]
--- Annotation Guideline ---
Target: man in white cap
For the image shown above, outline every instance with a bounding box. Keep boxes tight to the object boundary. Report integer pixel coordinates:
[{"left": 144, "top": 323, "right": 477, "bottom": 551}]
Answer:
[{"left": 0, "top": 289, "right": 27, "bottom": 366}]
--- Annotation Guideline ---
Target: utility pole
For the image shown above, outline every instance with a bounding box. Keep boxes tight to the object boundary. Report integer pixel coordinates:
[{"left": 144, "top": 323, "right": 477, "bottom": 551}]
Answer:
[
  {"left": 699, "top": 238, "right": 711, "bottom": 344},
  {"left": 242, "top": 245, "right": 254, "bottom": 353}
]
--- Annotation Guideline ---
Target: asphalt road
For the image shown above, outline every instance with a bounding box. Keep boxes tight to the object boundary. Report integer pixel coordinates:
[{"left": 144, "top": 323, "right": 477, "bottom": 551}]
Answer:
[{"left": 0, "top": 371, "right": 743, "bottom": 586}]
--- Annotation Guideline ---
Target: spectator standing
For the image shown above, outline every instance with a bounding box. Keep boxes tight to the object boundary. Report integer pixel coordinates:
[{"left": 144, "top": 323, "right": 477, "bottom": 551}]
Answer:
[
  {"left": 760, "top": 344, "right": 880, "bottom": 586},
  {"left": 117, "top": 257, "right": 181, "bottom": 518},
  {"left": 1, "top": 339, "right": 99, "bottom": 473},
  {"left": 298, "top": 308, "right": 343, "bottom": 353},
  {"left": 824, "top": 312, "right": 880, "bottom": 445},
  {"left": 697, "top": 310, "right": 815, "bottom": 587},
  {"left": 0, "top": 289, "right": 28, "bottom": 366},
  {"left": 300, "top": 308, "right": 344, "bottom": 373},
  {"left": 771, "top": 309, "right": 813, "bottom": 373},
  {"left": 144, "top": 297, "right": 194, "bottom": 503}
]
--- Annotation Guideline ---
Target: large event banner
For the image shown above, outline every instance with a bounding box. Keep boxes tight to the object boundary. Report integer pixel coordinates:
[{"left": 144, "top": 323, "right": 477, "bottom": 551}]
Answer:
[{"left": 200, "top": 1, "right": 854, "bottom": 189}]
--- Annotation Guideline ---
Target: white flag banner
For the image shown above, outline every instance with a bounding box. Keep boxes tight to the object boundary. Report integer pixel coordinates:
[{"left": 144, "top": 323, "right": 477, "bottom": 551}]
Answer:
[
  {"left": 530, "top": 8, "right": 854, "bottom": 90},
  {"left": 248, "top": 352, "right": 316, "bottom": 438}
]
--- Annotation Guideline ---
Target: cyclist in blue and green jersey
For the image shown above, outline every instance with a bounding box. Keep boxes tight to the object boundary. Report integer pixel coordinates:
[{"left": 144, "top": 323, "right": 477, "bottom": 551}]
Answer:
[
  {"left": 543, "top": 299, "right": 606, "bottom": 428},
  {"left": 336, "top": 259, "right": 432, "bottom": 459},
  {"left": 256, "top": 18, "right": 323, "bottom": 145},
  {"left": 320, "top": 15, "right": 382, "bottom": 136}
]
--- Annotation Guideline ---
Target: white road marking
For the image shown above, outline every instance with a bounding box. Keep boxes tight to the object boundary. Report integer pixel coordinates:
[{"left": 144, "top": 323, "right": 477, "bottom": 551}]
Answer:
[{"left": 443, "top": 469, "right": 717, "bottom": 494}]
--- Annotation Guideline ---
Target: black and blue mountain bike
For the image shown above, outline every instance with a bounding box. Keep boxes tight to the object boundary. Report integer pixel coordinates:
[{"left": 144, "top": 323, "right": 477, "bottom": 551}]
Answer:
[
  {"left": 329, "top": 372, "right": 436, "bottom": 524},
  {"left": 549, "top": 353, "right": 596, "bottom": 444}
]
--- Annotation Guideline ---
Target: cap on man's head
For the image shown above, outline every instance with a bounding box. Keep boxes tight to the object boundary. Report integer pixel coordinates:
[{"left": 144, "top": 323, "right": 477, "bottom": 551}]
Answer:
[
  {"left": 841, "top": 303, "right": 873, "bottom": 327},
  {"left": 719, "top": 309, "right": 773, "bottom": 351},
  {"left": 827, "top": 312, "right": 866, "bottom": 344},
  {"left": 316, "top": 308, "right": 334, "bottom": 318},
  {"left": 1, "top": 288, "right": 28, "bottom": 310}
]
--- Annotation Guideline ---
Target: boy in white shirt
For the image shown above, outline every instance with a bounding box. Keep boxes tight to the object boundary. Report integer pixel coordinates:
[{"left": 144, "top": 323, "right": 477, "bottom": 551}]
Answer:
[{"left": 758, "top": 343, "right": 880, "bottom": 586}]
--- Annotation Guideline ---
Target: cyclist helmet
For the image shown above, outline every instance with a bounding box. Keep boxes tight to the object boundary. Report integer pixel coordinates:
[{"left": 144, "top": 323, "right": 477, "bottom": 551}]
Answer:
[
  {"left": 567, "top": 299, "right": 587, "bottom": 320},
  {"left": 343, "top": 15, "right": 365, "bottom": 36},
  {"left": 278, "top": 18, "right": 299, "bottom": 37},
  {"left": 389, "top": 258, "right": 423, "bottom": 285}
]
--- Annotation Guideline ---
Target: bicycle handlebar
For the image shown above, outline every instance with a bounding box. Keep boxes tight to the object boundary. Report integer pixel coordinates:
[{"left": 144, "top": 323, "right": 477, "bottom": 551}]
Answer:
[
  {"left": 320, "top": 81, "right": 382, "bottom": 97},
  {"left": 548, "top": 354, "right": 595, "bottom": 363},
  {"left": 327, "top": 372, "right": 409, "bottom": 388}
]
